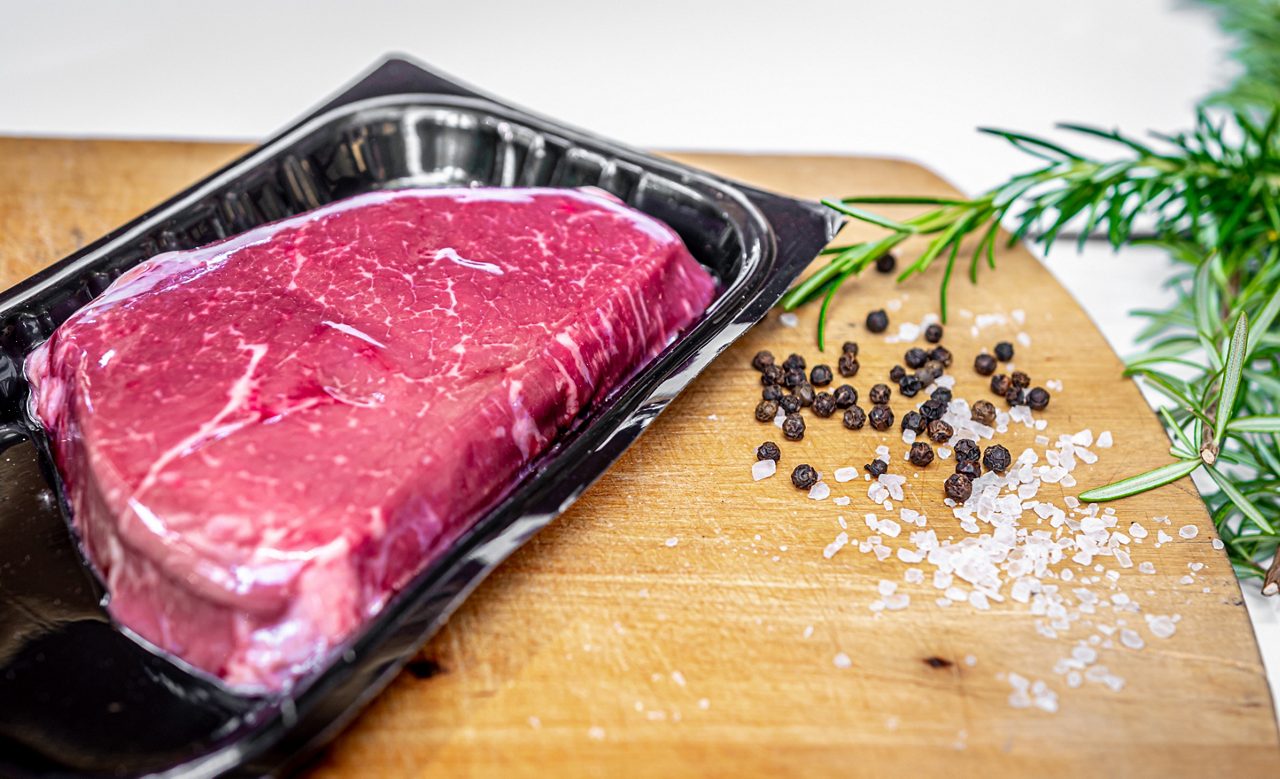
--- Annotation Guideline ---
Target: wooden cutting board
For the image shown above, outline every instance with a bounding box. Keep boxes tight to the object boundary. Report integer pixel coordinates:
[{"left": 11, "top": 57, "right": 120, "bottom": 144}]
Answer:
[{"left": 1, "top": 139, "right": 1276, "bottom": 777}]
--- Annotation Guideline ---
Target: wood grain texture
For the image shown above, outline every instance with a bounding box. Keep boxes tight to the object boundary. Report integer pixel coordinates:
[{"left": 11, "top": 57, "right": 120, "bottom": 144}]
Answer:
[{"left": 1, "top": 139, "right": 1275, "bottom": 777}]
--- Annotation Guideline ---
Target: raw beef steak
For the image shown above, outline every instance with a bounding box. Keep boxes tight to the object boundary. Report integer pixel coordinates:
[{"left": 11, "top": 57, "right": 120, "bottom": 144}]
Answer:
[{"left": 26, "top": 187, "right": 716, "bottom": 690}]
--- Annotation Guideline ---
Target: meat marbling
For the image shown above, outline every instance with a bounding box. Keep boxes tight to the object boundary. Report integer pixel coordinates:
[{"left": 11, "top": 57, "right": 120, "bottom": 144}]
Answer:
[{"left": 25, "top": 187, "right": 716, "bottom": 691}]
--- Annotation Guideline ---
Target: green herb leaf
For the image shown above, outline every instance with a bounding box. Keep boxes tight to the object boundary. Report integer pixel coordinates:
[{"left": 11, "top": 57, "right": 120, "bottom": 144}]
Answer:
[
  {"left": 1207, "top": 466, "right": 1275, "bottom": 534},
  {"left": 1077, "top": 458, "right": 1201, "bottom": 502},
  {"left": 1215, "top": 312, "right": 1249, "bottom": 447},
  {"left": 1227, "top": 415, "right": 1280, "bottom": 432}
]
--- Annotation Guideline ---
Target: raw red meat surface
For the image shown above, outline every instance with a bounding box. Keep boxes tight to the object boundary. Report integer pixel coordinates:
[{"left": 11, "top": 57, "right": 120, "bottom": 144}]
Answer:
[{"left": 26, "top": 188, "right": 715, "bottom": 690}]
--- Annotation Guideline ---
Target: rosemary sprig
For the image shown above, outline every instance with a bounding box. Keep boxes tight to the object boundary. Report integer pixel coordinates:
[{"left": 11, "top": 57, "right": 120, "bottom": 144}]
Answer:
[{"left": 783, "top": 109, "right": 1280, "bottom": 587}]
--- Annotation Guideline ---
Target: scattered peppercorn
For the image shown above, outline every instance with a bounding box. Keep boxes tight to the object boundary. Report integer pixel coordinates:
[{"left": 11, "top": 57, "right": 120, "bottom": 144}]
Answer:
[
  {"left": 930, "top": 387, "right": 952, "bottom": 404},
  {"left": 783, "top": 369, "right": 806, "bottom": 389},
  {"left": 953, "top": 438, "right": 980, "bottom": 463},
  {"left": 869, "top": 404, "right": 894, "bottom": 430},
  {"left": 869, "top": 383, "right": 891, "bottom": 405},
  {"left": 901, "top": 410, "right": 926, "bottom": 434},
  {"left": 983, "top": 444, "right": 1012, "bottom": 473},
  {"left": 904, "top": 347, "right": 929, "bottom": 369},
  {"left": 898, "top": 374, "right": 923, "bottom": 397},
  {"left": 924, "top": 323, "right": 944, "bottom": 343},
  {"left": 919, "top": 397, "right": 947, "bottom": 421},
  {"left": 908, "top": 441, "right": 935, "bottom": 467},
  {"left": 889, "top": 365, "right": 906, "bottom": 383},
  {"left": 752, "top": 350, "right": 775, "bottom": 371},
  {"left": 1010, "top": 370, "right": 1030, "bottom": 389},
  {"left": 866, "top": 309, "right": 889, "bottom": 333},
  {"left": 793, "top": 383, "right": 816, "bottom": 407},
  {"left": 834, "top": 384, "right": 857, "bottom": 408},
  {"left": 779, "top": 394, "right": 802, "bottom": 414},
  {"left": 970, "top": 399, "right": 997, "bottom": 426},
  {"left": 842, "top": 341, "right": 858, "bottom": 357},
  {"left": 783, "top": 353, "right": 806, "bottom": 373},
  {"left": 1004, "top": 386, "right": 1026, "bottom": 407},
  {"left": 920, "top": 359, "right": 946, "bottom": 381},
  {"left": 1027, "top": 386, "right": 1050, "bottom": 411},
  {"left": 838, "top": 353, "right": 860, "bottom": 377},
  {"left": 791, "top": 463, "right": 818, "bottom": 489},
  {"left": 927, "top": 419, "right": 954, "bottom": 443},
  {"left": 842, "top": 406, "right": 867, "bottom": 430},
  {"left": 944, "top": 473, "right": 973, "bottom": 502},
  {"left": 755, "top": 400, "right": 778, "bottom": 422},
  {"left": 762, "top": 385, "right": 783, "bottom": 402},
  {"left": 955, "top": 460, "right": 982, "bottom": 481},
  {"left": 875, "top": 252, "right": 897, "bottom": 274},
  {"left": 929, "top": 345, "right": 953, "bottom": 367},
  {"left": 994, "top": 341, "right": 1014, "bottom": 362},
  {"left": 810, "top": 364, "right": 833, "bottom": 386},
  {"left": 990, "top": 374, "right": 1011, "bottom": 396},
  {"left": 782, "top": 413, "right": 806, "bottom": 441},
  {"left": 756, "top": 441, "right": 781, "bottom": 462},
  {"left": 864, "top": 458, "right": 888, "bottom": 477},
  {"left": 812, "top": 392, "right": 837, "bottom": 418},
  {"left": 973, "top": 353, "right": 997, "bottom": 376},
  {"left": 761, "top": 365, "right": 783, "bottom": 386}
]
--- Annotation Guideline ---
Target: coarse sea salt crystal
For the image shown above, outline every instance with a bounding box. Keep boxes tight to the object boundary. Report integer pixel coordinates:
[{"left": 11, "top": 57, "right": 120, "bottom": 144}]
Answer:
[
  {"left": 834, "top": 652, "right": 853, "bottom": 669},
  {"left": 1212, "top": 538, "right": 1224, "bottom": 550},
  {"left": 1179, "top": 524, "right": 1198, "bottom": 539},
  {"left": 752, "top": 459, "right": 777, "bottom": 481},
  {"left": 1096, "top": 431, "right": 1113, "bottom": 448},
  {"left": 809, "top": 482, "right": 831, "bottom": 500},
  {"left": 824, "top": 532, "right": 849, "bottom": 559},
  {"left": 1146, "top": 614, "right": 1177, "bottom": 639},
  {"left": 779, "top": 312, "right": 799, "bottom": 328},
  {"left": 665, "top": 537, "right": 679, "bottom": 547},
  {"left": 1157, "top": 530, "right": 1172, "bottom": 545},
  {"left": 835, "top": 467, "right": 859, "bottom": 483}
]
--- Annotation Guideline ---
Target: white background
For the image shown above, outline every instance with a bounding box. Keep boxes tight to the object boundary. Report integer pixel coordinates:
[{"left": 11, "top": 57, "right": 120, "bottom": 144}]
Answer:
[{"left": 4, "top": 0, "right": 1279, "bottom": 705}]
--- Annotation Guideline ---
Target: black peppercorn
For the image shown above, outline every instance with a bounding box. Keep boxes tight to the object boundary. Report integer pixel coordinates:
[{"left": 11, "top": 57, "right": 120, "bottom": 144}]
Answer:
[
  {"left": 889, "top": 365, "right": 906, "bottom": 383},
  {"left": 842, "top": 406, "right": 866, "bottom": 430},
  {"left": 930, "top": 387, "right": 952, "bottom": 404},
  {"left": 953, "top": 438, "right": 980, "bottom": 463},
  {"left": 1027, "top": 386, "right": 1050, "bottom": 411},
  {"left": 924, "top": 323, "right": 944, "bottom": 343},
  {"left": 794, "top": 383, "right": 816, "bottom": 407},
  {"left": 927, "top": 419, "right": 954, "bottom": 443},
  {"left": 944, "top": 473, "right": 973, "bottom": 502},
  {"left": 762, "top": 385, "right": 783, "bottom": 402},
  {"left": 869, "top": 383, "right": 891, "bottom": 405},
  {"left": 869, "top": 404, "right": 894, "bottom": 431},
  {"left": 756, "top": 441, "right": 781, "bottom": 462},
  {"left": 983, "top": 444, "right": 1012, "bottom": 473},
  {"left": 904, "top": 347, "right": 929, "bottom": 369},
  {"left": 761, "top": 365, "right": 784, "bottom": 386},
  {"left": 833, "top": 384, "right": 857, "bottom": 408},
  {"left": 812, "top": 392, "right": 837, "bottom": 418},
  {"left": 782, "top": 413, "right": 806, "bottom": 441},
  {"left": 780, "top": 394, "right": 802, "bottom": 414},
  {"left": 1004, "top": 386, "right": 1026, "bottom": 407},
  {"left": 908, "top": 441, "right": 935, "bottom": 467},
  {"left": 901, "top": 410, "right": 926, "bottom": 434},
  {"left": 783, "top": 353, "right": 806, "bottom": 373},
  {"left": 994, "top": 341, "right": 1014, "bottom": 362},
  {"left": 955, "top": 460, "right": 982, "bottom": 481},
  {"left": 791, "top": 463, "right": 819, "bottom": 489},
  {"left": 929, "top": 345, "right": 953, "bottom": 368},
  {"left": 866, "top": 309, "right": 889, "bottom": 333},
  {"left": 898, "top": 374, "right": 923, "bottom": 397},
  {"left": 974, "top": 353, "right": 997, "bottom": 376},
  {"left": 970, "top": 399, "right": 997, "bottom": 426},
  {"left": 838, "top": 353, "right": 860, "bottom": 377},
  {"left": 921, "top": 359, "right": 946, "bottom": 381},
  {"left": 864, "top": 458, "right": 888, "bottom": 477},
  {"left": 920, "top": 397, "right": 947, "bottom": 421},
  {"left": 783, "top": 369, "right": 806, "bottom": 389},
  {"left": 810, "top": 364, "right": 833, "bottom": 386},
  {"left": 752, "top": 350, "right": 775, "bottom": 371},
  {"left": 875, "top": 252, "right": 897, "bottom": 274},
  {"left": 842, "top": 341, "right": 858, "bottom": 357},
  {"left": 1010, "top": 370, "right": 1030, "bottom": 389},
  {"left": 755, "top": 400, "right": 779, "bottom": 422},
  {"left": 990, "top": 374, "right": 1011, "bottom": 396}
]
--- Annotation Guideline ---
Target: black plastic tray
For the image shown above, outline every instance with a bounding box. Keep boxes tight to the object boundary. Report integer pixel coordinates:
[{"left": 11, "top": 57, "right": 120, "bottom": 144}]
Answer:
[{"left": 0, "top": 57, "right": 840, "bottom": 777}]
